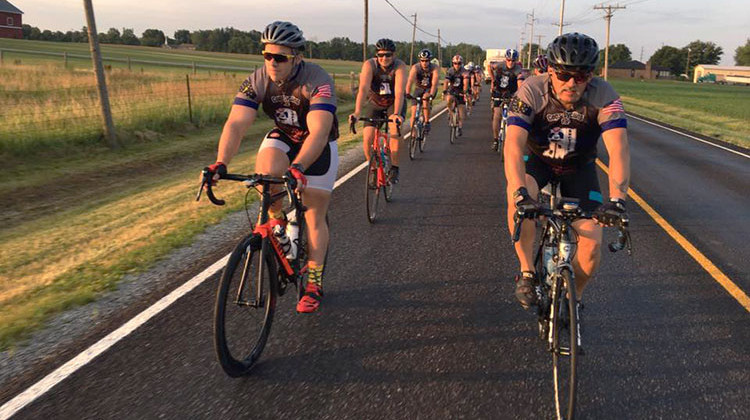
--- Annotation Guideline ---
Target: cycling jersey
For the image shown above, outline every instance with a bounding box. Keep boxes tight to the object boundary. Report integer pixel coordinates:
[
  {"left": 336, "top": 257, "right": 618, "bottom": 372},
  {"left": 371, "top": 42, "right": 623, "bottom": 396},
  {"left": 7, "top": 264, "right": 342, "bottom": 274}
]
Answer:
[
  {"left": 368, "top": 57, "right": 406, "bottom": 108},
  {"left": 414, "top": 62, "right": 437, "bottom": 91},
  {"left": 238, "top": 61, "right": 339, "bottom": 143},
  {"left": 472, "top": 69, "right": 483, "bottom": 85},
  {"left": 491, "top": 62, "right": 524, "bottom": 98},
  {"left": 445, "top": 67, "right": 469, "bottom": 94},
  {"left": 508, "top": 73, "right": 627, "bottom": 169}
]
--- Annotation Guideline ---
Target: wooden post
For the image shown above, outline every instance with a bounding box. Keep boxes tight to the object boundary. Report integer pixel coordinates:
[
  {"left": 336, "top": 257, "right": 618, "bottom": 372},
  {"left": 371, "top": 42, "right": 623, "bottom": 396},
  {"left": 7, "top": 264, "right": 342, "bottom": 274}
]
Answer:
[
  {"left": 1, "top": 49, "right": 4, "bottom": 65},
  {"left": 363, "top": 0, "right": 368, "bottom": 62},
  {"left": 83, "top": 0, "right": 118, "bottom": 149},
  {"left": 127, "top": 56, "right": 131, "bottom": 71},
  {"left": 192, "top": 61, "right": 196, "bottom": 75},
  {"left": 63, "top": 52, "right": 68, "bottom": 68},
  {"left": 186, "top": 74, "right": 193, "bottom": 123}
]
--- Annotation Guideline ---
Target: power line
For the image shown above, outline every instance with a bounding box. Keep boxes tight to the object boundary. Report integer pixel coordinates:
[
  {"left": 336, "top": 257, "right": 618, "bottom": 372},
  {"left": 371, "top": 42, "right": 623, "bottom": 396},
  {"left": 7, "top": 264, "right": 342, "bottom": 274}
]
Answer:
[{"left": 382, "top": 0, "right": 451, "bottom": 43}]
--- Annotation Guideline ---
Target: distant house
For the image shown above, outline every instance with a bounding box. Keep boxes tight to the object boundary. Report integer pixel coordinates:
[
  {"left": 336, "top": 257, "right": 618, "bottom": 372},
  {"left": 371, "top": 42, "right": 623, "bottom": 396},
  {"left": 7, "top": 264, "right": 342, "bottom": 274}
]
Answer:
[
  {"left": 692, "top": 64, "right": 750, "bottom": 84},
  {"left": 0, "top": 0, "right": 22, "bottom": 39},
  {"left": 606, "top": 60, "right": 671, "bottom": 80}
]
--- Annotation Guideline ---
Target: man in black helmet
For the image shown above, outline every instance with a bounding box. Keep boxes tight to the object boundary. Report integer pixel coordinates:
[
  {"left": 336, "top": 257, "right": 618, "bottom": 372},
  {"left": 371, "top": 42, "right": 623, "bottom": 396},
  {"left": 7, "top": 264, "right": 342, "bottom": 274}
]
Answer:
[
  {"left": 203, "top": 21, "right": 338, "bottom": 313},
  {"left": 350, "top": 38, "right": 408, "bottom": 184},
  {"left": 406, "top": 48, "right": 439, "bottom": 135},
  {"left": 504, "top": 33, "right": 631, "bottom": 318}
]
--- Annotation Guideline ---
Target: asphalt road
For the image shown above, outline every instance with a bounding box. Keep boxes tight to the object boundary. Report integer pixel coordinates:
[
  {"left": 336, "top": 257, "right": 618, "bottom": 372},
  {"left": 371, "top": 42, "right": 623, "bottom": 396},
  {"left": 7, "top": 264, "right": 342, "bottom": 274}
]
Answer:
[{"left": 5, "top": 97, "right": 750, "bottom": 419}]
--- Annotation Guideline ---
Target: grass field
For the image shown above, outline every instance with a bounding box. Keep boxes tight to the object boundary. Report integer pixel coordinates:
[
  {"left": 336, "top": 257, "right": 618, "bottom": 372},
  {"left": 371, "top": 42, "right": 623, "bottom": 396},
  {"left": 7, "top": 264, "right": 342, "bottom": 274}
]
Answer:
[{"left": 609, "top": 79, "right": 750, "bottom": 147}]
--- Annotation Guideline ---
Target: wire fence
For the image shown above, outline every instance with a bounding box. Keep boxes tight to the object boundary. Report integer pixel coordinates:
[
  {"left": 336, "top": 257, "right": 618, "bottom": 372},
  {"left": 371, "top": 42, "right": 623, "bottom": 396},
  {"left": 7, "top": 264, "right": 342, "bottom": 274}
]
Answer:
[{"left": 0, "top": 49, "right": 358, "bottom": 157}]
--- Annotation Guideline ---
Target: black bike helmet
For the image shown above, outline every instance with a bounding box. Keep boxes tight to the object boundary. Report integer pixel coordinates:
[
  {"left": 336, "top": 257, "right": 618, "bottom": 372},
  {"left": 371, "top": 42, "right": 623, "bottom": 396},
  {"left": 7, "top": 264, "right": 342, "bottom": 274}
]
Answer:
[
  {"left": 418, "top": 48, "right": 432, "bottom": 60},
  {"left": 261, "top": 21, "right": 306, "bottom": 50},
  {"left": 375, "top": 38, "right": 396, "bottom": 52},
  {"left": 546, "top": 32, "right": 599, "bottom": 71}
]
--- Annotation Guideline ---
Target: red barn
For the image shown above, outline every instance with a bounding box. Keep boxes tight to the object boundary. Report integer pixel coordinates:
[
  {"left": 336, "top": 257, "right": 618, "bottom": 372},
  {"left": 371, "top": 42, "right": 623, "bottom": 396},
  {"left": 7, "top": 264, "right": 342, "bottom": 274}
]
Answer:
[{"left": 0, "top": 0, "right": 23, "bottom": 39}]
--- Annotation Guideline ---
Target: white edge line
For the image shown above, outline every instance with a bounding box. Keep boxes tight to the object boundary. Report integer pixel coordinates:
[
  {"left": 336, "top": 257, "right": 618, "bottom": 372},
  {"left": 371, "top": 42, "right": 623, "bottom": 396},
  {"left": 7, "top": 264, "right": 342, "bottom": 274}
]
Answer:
[
  {"left": 1, "top": 104, "right": 451, "bottom": 420},
  {"left": 627, "top": 112, "right": 750, "bottom": 159}
]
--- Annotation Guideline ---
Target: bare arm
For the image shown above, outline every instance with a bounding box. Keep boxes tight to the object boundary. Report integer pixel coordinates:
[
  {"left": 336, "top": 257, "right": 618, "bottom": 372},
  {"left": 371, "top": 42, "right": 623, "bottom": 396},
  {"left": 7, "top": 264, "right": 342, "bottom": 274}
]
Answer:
[
  {"left": 353, "top": 62, "right": 372, "bottom": 117},
  {"left": 392, "top": 63, "right": 408, "bottom": 118},
  {"left": 294, "top": 110, "right": 334, "bottom": 170},
  {"left": 406, "top": 65, "right": 417, "bottom": 96},
  {"left": 216, "top": 96, "right": 258, "bottom": 164},
  {"left": 601, "top": 127, "right": 630, "bottom": 201},
  {"left": 504, "top": 125, "right": 529, "bottom": 195},
  {"left": 430, "top": 67, "right": 440, "bottom": 97}
]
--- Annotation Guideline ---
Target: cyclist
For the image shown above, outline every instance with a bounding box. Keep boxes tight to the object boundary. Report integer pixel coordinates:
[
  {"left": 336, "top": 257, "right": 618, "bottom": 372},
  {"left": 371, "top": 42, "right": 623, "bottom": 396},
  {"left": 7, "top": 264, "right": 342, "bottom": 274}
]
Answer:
[
  {"left": 443, "top": 54, "right": 471, "bottom": 137},
  {"left": 464, "top": 63, "right": 475, "bottom": 113},
  {"left": 504, "top": 33, "right": 630, "bottom": 318},
  {"left": 203, "top": 21, "right": 338, "bottom": 314},
  {"left": 490, "top": 48, "right": 525, "bottom": 150},
  {"left": 406, "top": 48, "right": 439, "bottom": 135},
  {"left": 471, "top": 62, "right": 483, "bottom": 101},
  {"left": 350, "top": 38, "right": 408, "bottom": 184},
  {"left": 532, "top": 54, "right": 549, "bottom": 76}
]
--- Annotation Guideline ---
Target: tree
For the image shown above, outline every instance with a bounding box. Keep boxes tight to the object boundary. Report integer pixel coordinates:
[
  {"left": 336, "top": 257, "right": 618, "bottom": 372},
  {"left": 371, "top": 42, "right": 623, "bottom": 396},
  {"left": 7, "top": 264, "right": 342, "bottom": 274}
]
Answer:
[
  {"left": 650, "top": 45, "right": 685, "bottom": 76},
  {"left": 597, "top": 44, "right": 632, "bottom": 69},
  {"left": 174, "top": 29, "right": 191, "bottom": 45},
  {"left": 734, "top": 39, "right": 750, "bottom": 66},
  {"left": 106, "top": 28, "right": 121, "bottom": 44},
  {"left": 683, "top": 40, "right": 722, "bottom": 66},
  {"left": 140, "top": 29, "right": 166, "bottom": 47},
  {"left": 121, "top": 28, "right": 140, "bottom": 45}
]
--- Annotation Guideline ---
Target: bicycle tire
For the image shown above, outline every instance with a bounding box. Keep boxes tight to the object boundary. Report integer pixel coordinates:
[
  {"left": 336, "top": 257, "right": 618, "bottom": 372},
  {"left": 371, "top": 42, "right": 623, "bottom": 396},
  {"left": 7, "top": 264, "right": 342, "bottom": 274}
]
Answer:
[
  {"left": 552, "top": 268, "right": 578, "bottom": 420},
  {"left": 409, "top": 127, "right": 417, "bottom": 160},
  {"left": 383, "top": 152, "right": 394, "bottom": 203},
  {"left": 499, "top": 119, "right": 506, "bottom": 160},
  {"left": 365, "top": 154, "right": 380, "bottom": 223},
  {"left": 449, "top": 117, "right": 456, "bottom": 144},
  {"left": 213, "top": 235, "right": 277, "bottom": 377},
  {"left": 418, "top": 115, "right": 426, "bottom": 152}
]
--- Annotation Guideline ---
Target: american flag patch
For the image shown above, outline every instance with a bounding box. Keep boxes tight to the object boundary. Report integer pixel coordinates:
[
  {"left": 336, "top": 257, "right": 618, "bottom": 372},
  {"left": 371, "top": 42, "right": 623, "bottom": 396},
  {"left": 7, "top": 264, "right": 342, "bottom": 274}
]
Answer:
[
  {"left": 313, "top": 84, "right": 332, "bottom": 98},
  {"left": 602, "top": 98, "right": 624, "bottom": 114}
]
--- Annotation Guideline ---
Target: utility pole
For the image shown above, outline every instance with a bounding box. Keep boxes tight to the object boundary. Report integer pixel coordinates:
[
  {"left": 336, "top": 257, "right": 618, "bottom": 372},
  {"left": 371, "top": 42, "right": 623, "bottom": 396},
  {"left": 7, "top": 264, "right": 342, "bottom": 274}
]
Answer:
[
  {"left": 685, "top": 47, "right": 691, "bottom": 81},
  {"left": 594, "top": 3, "right": 626, "bottom": 81},
  {"left": 518, "top": 30, "right": 525, "bottom": 53},
  {"left": 363, "top": 0, "right": 368, "bottom": 61},
  {"left": 557, "top": 0, "right": 566, "bottom": 36},
  {"left": 409, "top": 13, "right": 417, "bottom": 66},
  {"left": 83, "top": 0, "right": 118, "bottom": 149},
  {"left": 526, "top": 10, "right": 537, "bottom": 69},
  {"left": 536, "top": 34, "right": 545, "bottom": 58},
  {"left": 640, "top": 46, "right": 644, "bottom": 62},
  {"left": 437, "top": 29, "right": 442, "bottom": 70}
]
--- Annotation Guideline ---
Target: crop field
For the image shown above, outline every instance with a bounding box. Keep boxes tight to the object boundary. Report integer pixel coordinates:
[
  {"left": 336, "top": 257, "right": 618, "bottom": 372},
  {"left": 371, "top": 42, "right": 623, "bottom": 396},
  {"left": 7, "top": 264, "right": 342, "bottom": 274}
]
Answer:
[{"left": 610, "top": 78, "right": 750, "bottom": 147}]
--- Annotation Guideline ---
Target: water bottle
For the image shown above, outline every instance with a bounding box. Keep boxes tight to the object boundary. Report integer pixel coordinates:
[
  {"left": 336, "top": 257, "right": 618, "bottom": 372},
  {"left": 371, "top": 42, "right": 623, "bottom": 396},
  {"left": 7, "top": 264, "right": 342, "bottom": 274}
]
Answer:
[
  {"left": 285, "top": 220, "right": 299, "bottom": 260},
  {"left": 272, "top": 225, "right": 294, "bottom": 259},
  {"left": 543, "top": 243, "right": 556, "bottom": 286}
]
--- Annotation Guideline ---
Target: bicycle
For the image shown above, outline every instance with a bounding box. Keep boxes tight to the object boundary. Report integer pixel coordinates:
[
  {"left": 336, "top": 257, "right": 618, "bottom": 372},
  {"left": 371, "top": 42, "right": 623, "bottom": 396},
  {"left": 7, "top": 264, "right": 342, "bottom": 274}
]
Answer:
[
  {"left": 406, "top": 93, "right": 431, "bottom": 159},
  {"left": 197, "top": 170, "right": 317, "bottom": 377},
  {"left": 492, "top": 96, "right": 510, "bottom": 159},
  {"left": 512, "top": 180, "right": 631, "bottom": 420},
  {"left": 350, "top": 113, "right": 401, "bottom": 223},
  {"left": 446, "top": 93, "right": 461, "bottom": 144}
]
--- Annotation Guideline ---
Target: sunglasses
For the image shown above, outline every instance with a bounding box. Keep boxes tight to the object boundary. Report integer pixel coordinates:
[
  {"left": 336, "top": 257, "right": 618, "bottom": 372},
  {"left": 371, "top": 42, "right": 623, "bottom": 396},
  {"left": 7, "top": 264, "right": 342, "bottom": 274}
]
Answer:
[
  {"left": 452, "top": 62, "right": 462, "bottom": 65},
  {"left": 419, "top": 59, "right": 430, "bottom": 63},
  {"left": 376, "top": 52, "right": 394, "bottom": 58},
  {"left": 262, "top": 51, "right": 296, "bottom": 63},
  {"left": 554, "top": 70, "right": 591, "bottom": 83}
]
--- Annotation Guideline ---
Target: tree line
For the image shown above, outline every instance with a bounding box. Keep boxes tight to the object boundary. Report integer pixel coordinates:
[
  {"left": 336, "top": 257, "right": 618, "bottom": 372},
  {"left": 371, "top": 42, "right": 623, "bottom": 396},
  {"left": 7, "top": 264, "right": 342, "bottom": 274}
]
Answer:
[{"left": 19, "top": 24, "right": 485, "bottom": 67}]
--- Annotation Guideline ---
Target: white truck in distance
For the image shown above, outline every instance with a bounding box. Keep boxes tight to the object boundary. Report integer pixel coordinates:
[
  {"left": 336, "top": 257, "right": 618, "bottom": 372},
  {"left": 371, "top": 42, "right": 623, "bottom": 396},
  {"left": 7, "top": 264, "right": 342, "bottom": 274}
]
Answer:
[{"left": 484, "top": 48, "right": 507, "bottom": 83}]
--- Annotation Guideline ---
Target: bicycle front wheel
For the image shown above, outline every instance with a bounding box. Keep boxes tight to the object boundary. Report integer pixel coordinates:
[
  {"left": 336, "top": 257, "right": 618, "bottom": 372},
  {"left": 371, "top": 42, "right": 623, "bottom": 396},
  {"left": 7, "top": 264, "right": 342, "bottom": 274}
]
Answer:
[
  {"left": 214, "top": 235, "right": 277, "bottom": 377},
  {"left": 365, "top": 154, "right": 380, "bottom": 223},
  {"left": 551, "top": 268, "right": 578, "bottom": 420},
  {"left": 409, "top": 128, "right": 417, "bottom": 160}
]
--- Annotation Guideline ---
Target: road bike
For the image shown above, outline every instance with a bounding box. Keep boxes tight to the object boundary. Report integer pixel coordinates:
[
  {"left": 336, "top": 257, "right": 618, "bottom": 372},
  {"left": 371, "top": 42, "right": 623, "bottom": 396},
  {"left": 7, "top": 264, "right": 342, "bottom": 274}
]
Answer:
[
  {"left": 350, "top": 113, "right": 401, "bottom": 223},
  {"left": 447, "top": 94, "right": 461, "bottom": 144},
  {"left": 512, "top": 180, "right": 631, "bottom": 420},
  {"left": 406, "top": 93, "right": 431, "bottom": 159},
  {"left": 493, "top": 96, "right": 510, "bottom": 159},
  {"left": 197, "top": 170, "right": 316, "bottom": 377}
]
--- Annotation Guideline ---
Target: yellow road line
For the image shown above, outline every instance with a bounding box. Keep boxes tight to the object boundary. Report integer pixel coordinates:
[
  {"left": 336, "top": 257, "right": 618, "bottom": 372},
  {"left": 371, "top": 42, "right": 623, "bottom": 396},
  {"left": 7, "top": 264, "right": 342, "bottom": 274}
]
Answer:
[{"left": 596, "top": 159, "right": 750, "bottom": 312}]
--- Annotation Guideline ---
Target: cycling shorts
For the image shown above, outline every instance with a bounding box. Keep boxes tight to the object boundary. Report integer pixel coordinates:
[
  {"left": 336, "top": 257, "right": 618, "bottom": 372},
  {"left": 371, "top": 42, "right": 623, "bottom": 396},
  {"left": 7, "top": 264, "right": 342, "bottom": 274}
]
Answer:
[
  {"left": 259, "top": 128, "right": 339, "bottom": 192},
  {"left": 525, "top": 152, "right": 603, "bottom": 212},
  {"left": 411, "top": 88, "right": 433, "bottom": 106},
  {"left": 362, "top": 100, "right": 406, "bottom": 128},
  {"left": 447, "top": 91, "right": 466, "bottom": 105}
]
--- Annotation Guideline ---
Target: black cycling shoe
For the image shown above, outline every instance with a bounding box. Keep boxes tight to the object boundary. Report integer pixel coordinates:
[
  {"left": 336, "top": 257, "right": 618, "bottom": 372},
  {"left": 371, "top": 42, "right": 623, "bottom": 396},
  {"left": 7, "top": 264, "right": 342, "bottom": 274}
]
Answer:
[
  {"left": 492, "top": 139, "right": 499, "bottom": 151},
  {"left": 424, "top": 122, "right": 431, "bottom": 134},
  {"left": 514, "top": 271, "right": 539, "bottom": 309},
  {"left": 388, "top": 166, "right": 400, "bottom": 184},
  {"left": 458, "top": 127, "right": 463, "bottom": 137}
]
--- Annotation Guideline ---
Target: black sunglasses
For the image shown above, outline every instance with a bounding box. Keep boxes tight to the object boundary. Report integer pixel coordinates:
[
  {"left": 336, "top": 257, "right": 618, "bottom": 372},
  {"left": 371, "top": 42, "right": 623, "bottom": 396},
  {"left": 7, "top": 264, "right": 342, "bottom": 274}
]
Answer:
[
  {"left": 376, "top": 52, "right": 394, "bottom": 58},
  {"left": 262, "top": 51, "right": 296, "bottom": 63},
  {"left": 554, "top": 70, "right": 591, "bottom": 83}
]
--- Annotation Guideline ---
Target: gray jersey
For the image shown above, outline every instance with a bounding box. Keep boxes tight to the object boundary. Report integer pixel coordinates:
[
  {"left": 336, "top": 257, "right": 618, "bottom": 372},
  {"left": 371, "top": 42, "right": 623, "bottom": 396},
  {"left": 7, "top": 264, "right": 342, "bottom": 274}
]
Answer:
[
  {"left": 508, "top": 74, "right": 627, "bottom": 167},
  {"left": 238, "top": 61, "right": 338, "bottom": 143}
]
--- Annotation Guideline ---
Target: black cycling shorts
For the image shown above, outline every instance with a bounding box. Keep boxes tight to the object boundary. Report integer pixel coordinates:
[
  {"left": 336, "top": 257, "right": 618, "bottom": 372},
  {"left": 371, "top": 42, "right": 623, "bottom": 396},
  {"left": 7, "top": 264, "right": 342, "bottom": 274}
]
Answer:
[
  {"left": 362, "top": 100, "right": 406, "bottom": 128},
  {"left": 411, "top": 88, "right": 433, "bottom": 106},
  {"left": 447, "top": 91, "right": 466, "bottom": 105},
  {"left": 525, "top": 152, "right": 603, "bottom": 212}
]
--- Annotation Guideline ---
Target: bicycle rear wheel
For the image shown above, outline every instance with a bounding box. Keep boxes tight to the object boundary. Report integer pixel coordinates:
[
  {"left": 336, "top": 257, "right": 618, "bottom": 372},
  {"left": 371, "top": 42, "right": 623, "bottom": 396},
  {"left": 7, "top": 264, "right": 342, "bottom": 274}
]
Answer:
[
  {"left": 365, "top": 154, "right": 380, "bottom": 223},
  {"left": 383, "top": 153, "right": 394, "bottom": 202},
  {"left": 409, "top": 126, "right": 417, "bottom": 160},
  {"left": 551, "top": 268, "right": 578, "bottom": 420},
  {"left": 214, "top": 235, "right": 277, "bottom": 377}
]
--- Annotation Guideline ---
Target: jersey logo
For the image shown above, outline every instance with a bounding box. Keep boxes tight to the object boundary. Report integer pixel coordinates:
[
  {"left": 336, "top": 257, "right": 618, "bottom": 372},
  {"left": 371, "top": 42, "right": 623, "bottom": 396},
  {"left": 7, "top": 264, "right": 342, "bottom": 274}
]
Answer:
[
  {"left": 500, "top": 75, "right": 510, "bottom": 88},
  {"left": 510, "top": 99, "right": 532, "bottom": 116},
  {"left": 313, "top": 84, "right": 332, "bottom": 99},
  {"left": 546, "top": 111, "right": 585, "bottom": 125},
  {"left": 543, "top": 127, "right": 577, "bottom": 160},
  {"left": 379, "top": 82, "right": 393, "bottom": 96},
  {"left": 602, "top": 98, "right": 624, "bottom": 114},
  {"left": 275, "top": 108, "right": 300, "bottom": 127},
  {"left": 239, "top": 79, "right": 256, "bottom": 100}
]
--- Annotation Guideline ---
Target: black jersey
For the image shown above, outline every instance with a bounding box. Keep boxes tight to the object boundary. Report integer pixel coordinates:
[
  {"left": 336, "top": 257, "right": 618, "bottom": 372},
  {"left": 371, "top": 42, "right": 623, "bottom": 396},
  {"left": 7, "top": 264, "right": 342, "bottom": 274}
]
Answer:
[
  {"left": 508, "top": 74, "right": 627, "bottom": 168},
  {"left": 368, "top": 57, "right": 405, "bottom": 107},
  {"left": 445, "top": 67, "right": 469, "bottom": 93},
  {"left": 491, "top": 62, "right": 524, "bottom": 97},
  {"left": 238, "top": 61, "right": 338, "bottom": 143},
  {"left": 414, "top": 62, "right": 436, "bottom": 90}
]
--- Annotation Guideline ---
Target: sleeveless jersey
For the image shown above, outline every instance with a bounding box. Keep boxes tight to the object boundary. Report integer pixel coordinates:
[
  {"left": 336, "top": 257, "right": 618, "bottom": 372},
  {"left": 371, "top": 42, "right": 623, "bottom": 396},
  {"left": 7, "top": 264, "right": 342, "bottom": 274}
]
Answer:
[
  {"left": 414, "top": 63, "right": 436, "bottom": 90},
  {"left": 368, "top": 57, "right": 405, "bottom": 107},
  {"left": 445, "top": 67, "right": 469, "bottom": 93},
  {"left": 507, "top": 74, "right": 627, "bottom": 168},
  {"left": 238, "top": 61, "right": 339, "bottom": 143},
  {"left": 491, "top": 62, "right": 524, "bottom": 97}
]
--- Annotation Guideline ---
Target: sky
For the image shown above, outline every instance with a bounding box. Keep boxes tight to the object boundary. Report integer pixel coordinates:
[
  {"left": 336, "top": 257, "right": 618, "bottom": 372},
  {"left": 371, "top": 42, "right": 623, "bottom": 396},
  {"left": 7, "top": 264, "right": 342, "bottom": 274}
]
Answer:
[{"left": 15, "top": 0, "right": 750, "bottom": 66}]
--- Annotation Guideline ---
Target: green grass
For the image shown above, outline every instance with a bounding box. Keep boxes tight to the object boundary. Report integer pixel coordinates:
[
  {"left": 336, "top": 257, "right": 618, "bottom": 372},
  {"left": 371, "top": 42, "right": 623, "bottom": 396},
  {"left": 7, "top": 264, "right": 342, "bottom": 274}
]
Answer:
[{"left": 609, "top": 79, "right": 750, "bottom": 147}]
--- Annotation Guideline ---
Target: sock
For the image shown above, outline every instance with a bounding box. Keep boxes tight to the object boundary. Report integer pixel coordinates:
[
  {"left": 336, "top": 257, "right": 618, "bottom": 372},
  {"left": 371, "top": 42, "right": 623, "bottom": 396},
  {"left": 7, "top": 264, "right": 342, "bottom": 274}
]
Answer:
[{"left": 308, "top": 263, "right": 324, "bottom": 288}]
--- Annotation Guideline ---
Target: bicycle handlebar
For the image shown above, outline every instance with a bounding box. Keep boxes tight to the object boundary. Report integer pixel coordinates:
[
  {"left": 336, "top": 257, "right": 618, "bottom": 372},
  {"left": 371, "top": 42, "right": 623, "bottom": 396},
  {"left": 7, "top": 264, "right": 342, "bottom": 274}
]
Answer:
[
  {"left": 197, "top": 170, "right": 303, "bottom": 211},
  {"left": 349, "top": 116, "right": 402, "bottom": 137}
]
